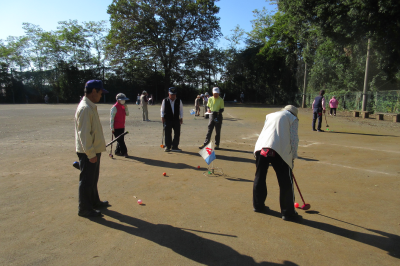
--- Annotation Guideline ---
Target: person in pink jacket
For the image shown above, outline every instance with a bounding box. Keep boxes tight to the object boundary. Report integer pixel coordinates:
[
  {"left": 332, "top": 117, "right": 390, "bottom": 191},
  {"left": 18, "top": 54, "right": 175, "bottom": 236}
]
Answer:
[{"left": 329, "top": 96, "right": 339, "bottom": 116}]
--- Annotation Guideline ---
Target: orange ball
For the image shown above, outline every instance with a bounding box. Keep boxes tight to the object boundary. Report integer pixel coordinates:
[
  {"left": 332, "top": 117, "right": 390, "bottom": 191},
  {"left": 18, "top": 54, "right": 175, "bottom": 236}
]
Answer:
[{"left": 163, "top": 172, "right": 166, "bottom": 176}]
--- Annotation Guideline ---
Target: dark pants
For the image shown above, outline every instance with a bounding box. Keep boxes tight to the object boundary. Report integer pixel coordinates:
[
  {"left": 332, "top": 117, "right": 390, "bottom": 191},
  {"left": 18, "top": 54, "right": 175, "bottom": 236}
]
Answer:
[
  {"left": 113, "top": 128, "right": 127, "bottom": 155},
  {"left": 204, "top": 113, "right": 222, "bottom": 145},
  {"left": 165, "top": 119, "right": 181, "bottom": 149},
  {"left": 77, "top": 153, "right": 102, "bottom": 211},
  {"left": 330, "top": 108, "right": 336, "bottom": 115},
  {"left": 253, "top": 151, "right": 296, "bottom": 216},
  {"left": 312, "top": 111, "right": 322, "bottom": 130}
]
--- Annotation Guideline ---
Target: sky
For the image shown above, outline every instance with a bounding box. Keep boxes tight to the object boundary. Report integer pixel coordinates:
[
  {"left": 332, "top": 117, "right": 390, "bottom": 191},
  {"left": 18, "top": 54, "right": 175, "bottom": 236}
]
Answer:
[{"left": 0, "top": 0, "right": 277, "bottom": 48}]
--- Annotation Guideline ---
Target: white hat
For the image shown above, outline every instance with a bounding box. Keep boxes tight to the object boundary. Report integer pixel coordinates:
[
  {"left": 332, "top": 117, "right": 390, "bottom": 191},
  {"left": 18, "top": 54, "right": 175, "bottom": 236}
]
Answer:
[
  {"left": 283, "top": 105, "right": 298, "bottom": 117},
  {"left": 116, "top": 93, "right": 129, "bottom": 101},
  {"left": 205, "top": 92, "right": 209, "bottom": 96},
  {"left": 212, "top": 87, "right": 220, "bottom": 94}
]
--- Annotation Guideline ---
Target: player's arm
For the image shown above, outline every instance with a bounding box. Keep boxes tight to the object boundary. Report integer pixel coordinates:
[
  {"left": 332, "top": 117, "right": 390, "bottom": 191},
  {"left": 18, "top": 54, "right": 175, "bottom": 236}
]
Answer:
[
  {"left": 77, "top": 107, "right": 96, "bottom": 160},
  {"left": 110, "top": 106, "right": 117, "bottom": 131}
]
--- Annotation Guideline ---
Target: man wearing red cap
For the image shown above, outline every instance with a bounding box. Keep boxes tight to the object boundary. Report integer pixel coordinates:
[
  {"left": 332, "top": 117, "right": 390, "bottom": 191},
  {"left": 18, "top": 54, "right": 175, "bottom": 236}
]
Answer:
[{"left": 75, "top": 80, "right": 110, "bottom": 217}]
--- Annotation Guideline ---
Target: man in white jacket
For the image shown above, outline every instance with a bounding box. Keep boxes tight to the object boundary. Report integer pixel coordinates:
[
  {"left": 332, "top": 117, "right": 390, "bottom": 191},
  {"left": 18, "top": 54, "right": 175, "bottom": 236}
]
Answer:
[
  {"left": 75, "top": 80, "right": 109, "bottom": 217},
  {"left": 253, "top": 105, "right": 300, "bottom": 221}
]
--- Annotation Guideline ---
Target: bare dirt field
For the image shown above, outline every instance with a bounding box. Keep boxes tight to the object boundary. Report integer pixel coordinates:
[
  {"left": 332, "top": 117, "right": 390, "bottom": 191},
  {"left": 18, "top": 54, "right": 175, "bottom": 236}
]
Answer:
[{"left": 0, "top": 103, "right": 399, "bottom": 266}]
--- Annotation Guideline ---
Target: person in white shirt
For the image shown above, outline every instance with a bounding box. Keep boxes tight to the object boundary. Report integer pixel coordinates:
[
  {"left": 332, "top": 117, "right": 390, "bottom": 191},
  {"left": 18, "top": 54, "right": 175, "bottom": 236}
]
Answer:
[
  {"left": 160, "top": 87, "right": 183, "bottom": 152},
  {"left": 75, "top": 80, "right": 110, "bottom": 218},
  {"left": 253, "top": 105, "right": 300, "bottom": 222},
  {"left": 141, "top": 91, "right": 150, "bottom": 121}
]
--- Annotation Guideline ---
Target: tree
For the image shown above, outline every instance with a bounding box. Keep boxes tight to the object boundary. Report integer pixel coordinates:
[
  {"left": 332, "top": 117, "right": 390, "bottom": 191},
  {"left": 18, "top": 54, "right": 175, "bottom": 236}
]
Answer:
[
  {"left": 83, "top": 21, "right": 108, "bottom": 68},
  {"left": 277, "top": 0, "right": 400, "bottom": 80},
  {"left": 106, "top": 0, "right": 222, "bottom": 91},
  {"left": 57, "top": 20, "right": 88, "bottom": 68}
]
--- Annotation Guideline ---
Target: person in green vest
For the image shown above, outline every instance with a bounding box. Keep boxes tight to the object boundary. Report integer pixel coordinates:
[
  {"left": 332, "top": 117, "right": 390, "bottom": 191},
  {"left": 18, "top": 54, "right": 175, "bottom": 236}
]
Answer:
[{"left": 199, "top": 87, "right": 224, "bottom": 150}]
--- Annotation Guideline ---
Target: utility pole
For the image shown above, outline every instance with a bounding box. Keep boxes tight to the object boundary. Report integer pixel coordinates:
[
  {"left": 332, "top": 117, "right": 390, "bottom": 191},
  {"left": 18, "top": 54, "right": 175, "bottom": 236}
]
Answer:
[
  {"left": 103, "top": 65, "right": 105, "bottom": 103},
  {"left": 11, "top": 68, "right": 15, "bottom": 104},
  {"left": 302, "top": 43, "right": 308, "bottom": 108},
  {"left": 362, "top": 38, "right": 371, "bottom": 112}
]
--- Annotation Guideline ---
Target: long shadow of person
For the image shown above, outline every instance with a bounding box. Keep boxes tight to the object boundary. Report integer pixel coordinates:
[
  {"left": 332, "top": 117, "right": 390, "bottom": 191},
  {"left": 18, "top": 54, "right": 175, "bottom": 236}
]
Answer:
[
  {"left": 261, "top": 210, "right": 400, "bottom": 259},
  {"left": 326, "top": 131, "right": 399, "bottom": 137},
  {"left": 181, "top": 151, "right": 255, "bottom": 164},
  {"left": 91, "top": 209, "right": 297, "bottom": 266},
  {"left": 217, "top": 148, "right": 253, "bottom": 154},
  {"left": 124, "top": 155, "right": 197, "bottom": 170}
]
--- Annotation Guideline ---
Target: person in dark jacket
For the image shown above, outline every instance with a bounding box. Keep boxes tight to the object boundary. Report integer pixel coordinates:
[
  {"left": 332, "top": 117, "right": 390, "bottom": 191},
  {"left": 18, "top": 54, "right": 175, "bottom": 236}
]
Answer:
[
  {"left": 160, "top": 87, "right": 184, "bottom": 152},
  {"left": 311, "top": 90, "right": 326, "bottom": 132}
]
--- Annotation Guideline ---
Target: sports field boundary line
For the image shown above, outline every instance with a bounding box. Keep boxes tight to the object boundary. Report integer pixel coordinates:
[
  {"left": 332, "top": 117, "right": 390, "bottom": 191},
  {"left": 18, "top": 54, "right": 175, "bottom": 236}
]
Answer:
[
  {"left": 299, "top": 140, "right": 400, "bottom": 154},
  {"left": 317, "top": 161, "right": 397, "bottom": 176}
]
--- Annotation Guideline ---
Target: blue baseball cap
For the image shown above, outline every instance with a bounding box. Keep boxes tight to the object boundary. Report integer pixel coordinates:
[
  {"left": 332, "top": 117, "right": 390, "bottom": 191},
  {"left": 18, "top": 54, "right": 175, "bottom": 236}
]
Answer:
[
  {"left": 168, "top": 87, "right": 177, "bottom": 94},
  {"left": 85, "top": 80, "right": 109, "bottom": 93}
]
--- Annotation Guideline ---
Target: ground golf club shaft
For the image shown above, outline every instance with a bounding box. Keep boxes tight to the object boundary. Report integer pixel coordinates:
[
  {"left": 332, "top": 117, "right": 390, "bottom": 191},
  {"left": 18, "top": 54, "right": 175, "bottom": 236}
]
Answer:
[
  {"left": 161, "top": 124, "right": 165, "bottom": 148},
  {"left": 73, "top": 132, "right": 127, "bottom": 170},
  {"left": 109, "top": 134, "right": 114, "bottom": 158},
  {"left": 324, "top": 112, "right": 329, "bottom": 127},
  {"left": 292, "top": 172, "right": 311, "bottom": 210},
  {"left": 106, "top": 131, "right": 129, "bottom": 147}
]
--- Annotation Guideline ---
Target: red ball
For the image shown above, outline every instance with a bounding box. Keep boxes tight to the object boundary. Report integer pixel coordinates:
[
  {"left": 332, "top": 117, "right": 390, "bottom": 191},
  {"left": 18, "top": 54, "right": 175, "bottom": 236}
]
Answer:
[
  {"left": 294, "top": 202, "right": 299, "bottom": 208},
  {"left": 163, "top": 172, "right": 166, "bottom": 176},
  {"left": 197, "top": 166, "right": 200, "bottom": 169}
]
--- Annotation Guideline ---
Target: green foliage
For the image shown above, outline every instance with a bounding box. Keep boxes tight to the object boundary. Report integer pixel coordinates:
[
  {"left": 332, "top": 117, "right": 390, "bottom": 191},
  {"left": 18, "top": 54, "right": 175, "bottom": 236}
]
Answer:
[
  {"left": 278, "top": 0, "right": 400, "bottom": 80},
  {"left": 106, "top": 0, "right": 221, "bottom": 90}
]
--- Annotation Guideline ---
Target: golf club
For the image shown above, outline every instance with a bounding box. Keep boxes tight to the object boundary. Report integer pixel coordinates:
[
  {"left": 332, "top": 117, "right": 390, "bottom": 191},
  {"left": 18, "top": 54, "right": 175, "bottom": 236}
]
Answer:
[
  {"left": 73, "top": 161, "right": 80, "bottom": 170},
  {"left": 109, "top": 134, "right": 114, "bottom": 158},
  {"left": 105, "top": 131, "right": 129, "bottom": 147},
  {"left": 292, "top": 172, "right": 311, "bottom": 210},
  {"left": 72, "top": 132, "right": 128, "bottom": 170},
  {"left": 324, "top": 112, "right": 330, "bottom": 127},
  {"left": 160, "top": 123, "right": 165, "bottom": 148}
]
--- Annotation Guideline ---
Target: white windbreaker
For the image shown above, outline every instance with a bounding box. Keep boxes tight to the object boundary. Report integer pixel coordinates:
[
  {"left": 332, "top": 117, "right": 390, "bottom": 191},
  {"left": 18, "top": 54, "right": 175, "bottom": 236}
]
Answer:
[{"left": 254, "top": 110, "right": 299, "bottom": 169}]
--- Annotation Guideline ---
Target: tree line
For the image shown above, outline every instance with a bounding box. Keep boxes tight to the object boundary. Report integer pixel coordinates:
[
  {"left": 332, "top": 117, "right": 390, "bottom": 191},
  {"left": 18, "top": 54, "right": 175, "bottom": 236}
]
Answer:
[{"left": 1, "top": 0, "right": 400, "bottom": 110}]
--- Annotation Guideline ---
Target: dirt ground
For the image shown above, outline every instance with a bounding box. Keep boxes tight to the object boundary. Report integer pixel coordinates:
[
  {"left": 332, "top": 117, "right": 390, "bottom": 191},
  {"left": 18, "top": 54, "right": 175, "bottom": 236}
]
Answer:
[{"left": 0, "top": 102, "right": 399, "bottom": 266}]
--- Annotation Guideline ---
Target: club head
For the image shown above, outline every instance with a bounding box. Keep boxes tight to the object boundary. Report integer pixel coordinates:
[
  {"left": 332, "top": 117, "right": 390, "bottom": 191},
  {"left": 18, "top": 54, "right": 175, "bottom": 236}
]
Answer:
[
  {"left": 109, "top": 153, "right": 113, "bottom": 158},
  {"left": 72, "top": 161, "right": 80, "bottom": 170},
  {"left": 301, "top": 204, "right": 311, "bottom": 210}
]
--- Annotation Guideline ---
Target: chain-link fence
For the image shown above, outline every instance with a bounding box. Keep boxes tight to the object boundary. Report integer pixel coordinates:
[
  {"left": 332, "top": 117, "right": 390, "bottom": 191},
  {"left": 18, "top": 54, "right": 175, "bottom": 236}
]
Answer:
[{"left": 295, "top": 90, "right": 400, "bottom": 113}]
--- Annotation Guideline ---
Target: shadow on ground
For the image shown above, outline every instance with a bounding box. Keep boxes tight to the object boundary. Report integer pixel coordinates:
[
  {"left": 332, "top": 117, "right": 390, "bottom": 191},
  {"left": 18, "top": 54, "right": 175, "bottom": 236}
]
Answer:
[
  {"left": 256, "top": 209, "right": 400, "bottom": 259},
  {"left": 326, "top": 131, "right": 399, "bottom": 137},
  {"left": 181, "top": 151, "right": 254, "bottom": 164},
  {"left": 297, "top": 157, "right": 319, "bottom": 162},
  {"left": 90, "top": 209, "right": 297, "bottom": 265},
  {"left": 124, "top": 155, "right": 198, "bottom": 170},
  {"left": 218, "top": 148, "right": 253, "bottom": 154}
]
